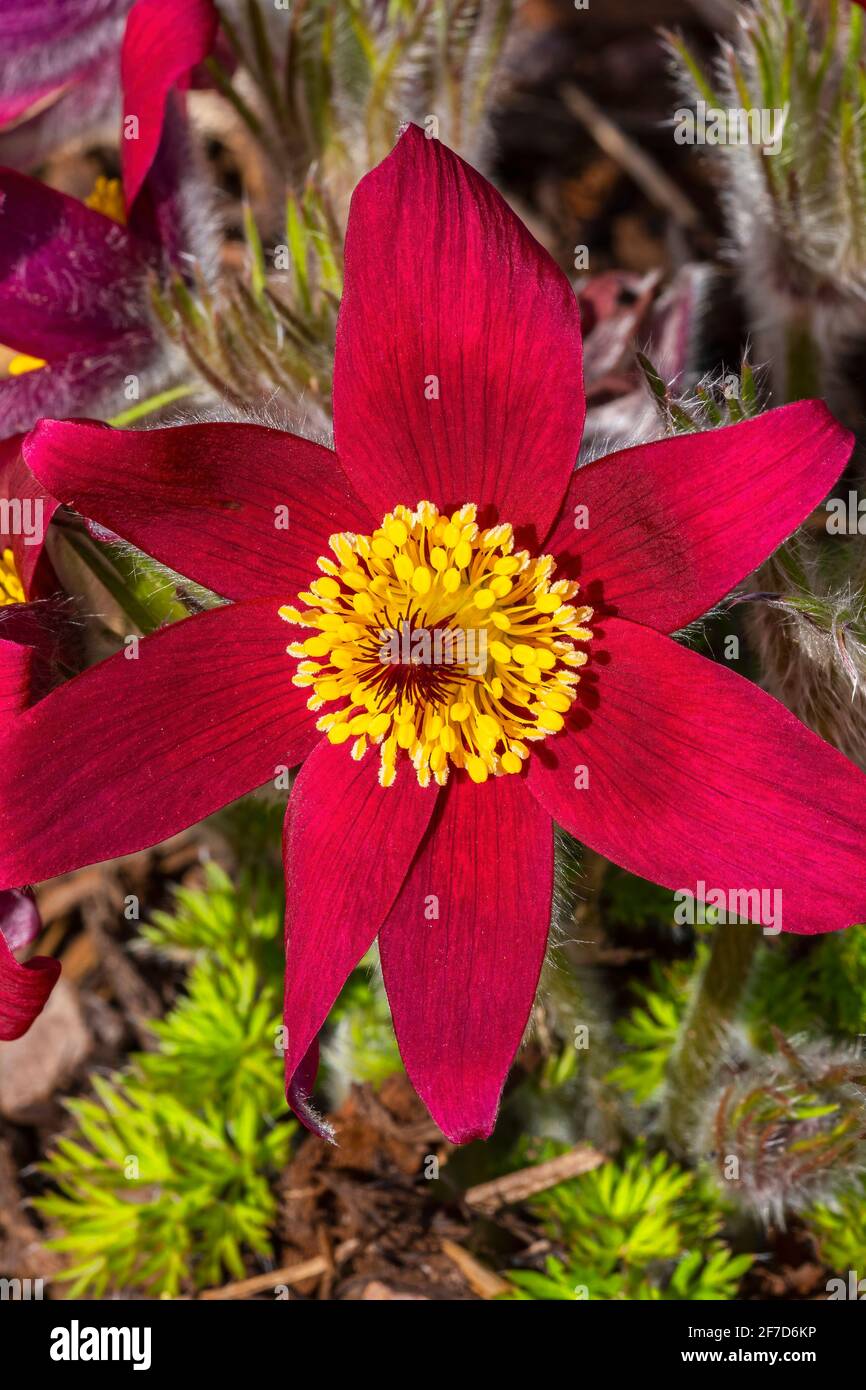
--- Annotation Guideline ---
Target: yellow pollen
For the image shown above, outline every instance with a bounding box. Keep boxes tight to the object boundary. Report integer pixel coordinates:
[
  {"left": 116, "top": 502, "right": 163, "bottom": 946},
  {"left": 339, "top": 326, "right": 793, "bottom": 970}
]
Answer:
[
  {"left": 279, "top": 501, "right": 593, "bottom": 788},
  {"left": 84, "top": 175, "right": 127, "bottom": 225},
  {"left": 0, "top": 548, "right": 25, "bottom": 606},
  {"left": 7, "top": 352, "right": 46, "bottom": 376}
]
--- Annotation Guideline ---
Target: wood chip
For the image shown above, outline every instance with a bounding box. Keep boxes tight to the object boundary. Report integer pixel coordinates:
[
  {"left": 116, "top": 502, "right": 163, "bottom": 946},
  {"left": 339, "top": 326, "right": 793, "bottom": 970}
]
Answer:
[
  {"left": 464, "top": 1144, "right": 607, "bottom": 1214},
  {"left": 440, "top": 1240, "right": 509, "bottom": 1300},
  {"left": 198, "top": 1240, "right": 359, "bottom": 1300}
]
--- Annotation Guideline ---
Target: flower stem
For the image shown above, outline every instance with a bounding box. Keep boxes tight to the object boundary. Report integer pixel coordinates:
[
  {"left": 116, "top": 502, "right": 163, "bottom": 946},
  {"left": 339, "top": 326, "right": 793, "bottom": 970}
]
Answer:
[
  {"left": 108, "top": 384, "right": 198, "bottom": 428},
  {"left": 664, "top": 922, "right": 760, "bottom": 1158},
  {"left": 782, "top": 309, "right": 821, "bottom": 404}
]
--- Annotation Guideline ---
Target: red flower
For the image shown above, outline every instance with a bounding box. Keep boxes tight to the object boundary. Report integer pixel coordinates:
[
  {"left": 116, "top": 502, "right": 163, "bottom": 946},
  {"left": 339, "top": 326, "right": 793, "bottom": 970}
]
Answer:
[
  {"left": 0, "top": 0, "right": 216, "bottom": 179},
  {"left": 5, "top": 127, "right": 866, "bottom": 1142},
  {"left": 0, "top": 0, "right": 217, "bottom": 436}
]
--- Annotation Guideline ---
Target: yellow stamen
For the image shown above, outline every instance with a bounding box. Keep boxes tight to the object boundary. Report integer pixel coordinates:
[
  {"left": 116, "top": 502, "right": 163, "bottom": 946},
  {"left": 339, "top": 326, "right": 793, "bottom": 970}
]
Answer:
[
  {"left": 0, "top": 548, "right": 25, "bottom": 606},
  {"left": 279, "top": 501, "right": 593, "bottom": 788},
  {"left": 84, "top": 175, "right": 127, "bottom": 226},
  {"left": 8, "top": 353, "right": 46, "bottom": 376}
]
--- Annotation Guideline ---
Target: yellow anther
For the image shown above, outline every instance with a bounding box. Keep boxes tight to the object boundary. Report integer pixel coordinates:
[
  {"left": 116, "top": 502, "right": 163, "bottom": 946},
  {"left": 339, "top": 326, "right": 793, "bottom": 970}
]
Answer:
[
  {"left": 0, "top": 548, "right": 25, "bottom": 605},
  {"left": 454, "top": 539, "right": 472, "bottom": 568},
  {"left": 85, "top": 175, "right": 126, "bottom": 224},
  {"left": 396, "top": 721, "right": 416, "bottom": 750},
  {"left": 8, "top": 353, "right": 46, "bottom": 376},
  {"left": 312, "top": 576, "right": 341, "bottom": 600},
  {"left": 512, "top": 644, "right": 535, "bottom": 666},
  {"left": 412, "top": 566, "right": 432, "bottom": 595}
]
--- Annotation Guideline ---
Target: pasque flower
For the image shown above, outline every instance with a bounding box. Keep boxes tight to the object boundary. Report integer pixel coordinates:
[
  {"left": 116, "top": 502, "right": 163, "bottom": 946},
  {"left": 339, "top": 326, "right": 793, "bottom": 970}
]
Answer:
[
  {"left": 0, "top": 0, "right": 217, "bottom": 435},
  {"left": 4, "top": 126, "right": 866, "bottom": 1142},
  {"left": 0, "top": 1, "right": 134, "bottom": 171},
  {"left": 0, "top": 0, "right": 216, "bottom": 175}
]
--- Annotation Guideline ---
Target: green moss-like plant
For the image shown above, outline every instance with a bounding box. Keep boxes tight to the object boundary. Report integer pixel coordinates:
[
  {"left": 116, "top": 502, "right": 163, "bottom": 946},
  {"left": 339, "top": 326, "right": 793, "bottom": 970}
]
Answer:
[
  {"left": 503, "top": 1146, "right": 751, "bottom": 1301},
  {"left": 35, "top": 861, "right": 292, "bottom": 1298}
]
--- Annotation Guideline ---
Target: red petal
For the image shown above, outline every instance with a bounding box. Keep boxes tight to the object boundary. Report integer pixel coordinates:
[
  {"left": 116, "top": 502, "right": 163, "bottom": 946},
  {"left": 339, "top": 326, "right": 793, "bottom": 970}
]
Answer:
[
  {"left": 527, "top": 617, "right": 866, "bottom": 935},
  {"left": 0, "top": 600, "right": 319, "bottom": 888},
  {"left": 121, "top": 0, "right": 217, "bottom": 210},
  {"left": 0, "top": 887, "right": 40, "bottom": 952},
  {"left": 0, "top": 637, "right": 34, "bottom": 715},
  {"left": 333, "top": 125, "right": 584, "bottom": 541},
  {"left": 546, "top": 402, "right": 853, "bottom": 631},
  {"left": 0, "top": 168, "right": 148, "bottom": 359},
  {"left": 0, "top": 893, "right": 59, "bottom": 1041},
  {"left": 24, "top": 419, "right": 373, "bottom": 603},
  {"left": 282, "top": 739, "right": 439, "bottom": 1139},
  {"left": 379, "top": 774, "right": 553, "bottom": 1143}
]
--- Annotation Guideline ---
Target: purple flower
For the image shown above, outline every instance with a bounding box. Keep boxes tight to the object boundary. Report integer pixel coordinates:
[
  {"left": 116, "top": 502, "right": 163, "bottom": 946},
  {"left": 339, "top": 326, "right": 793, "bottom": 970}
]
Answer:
[{"left": 0, "top": 0, "right": 218, "bottom": 435}]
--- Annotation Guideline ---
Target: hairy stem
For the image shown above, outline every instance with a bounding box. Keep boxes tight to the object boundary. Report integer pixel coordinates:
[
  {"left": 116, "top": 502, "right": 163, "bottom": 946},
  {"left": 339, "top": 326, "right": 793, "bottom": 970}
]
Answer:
[{"left": 664, "top": 922, "right": 760, "bottom": 1158}]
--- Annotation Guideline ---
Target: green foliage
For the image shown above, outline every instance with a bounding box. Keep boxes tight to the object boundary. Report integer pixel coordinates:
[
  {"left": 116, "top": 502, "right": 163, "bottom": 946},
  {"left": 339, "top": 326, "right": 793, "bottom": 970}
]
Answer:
[
  {"left": 152, "top": 203, "right": 340, "bottom": 420},
  {"left": 503, "top": 1147, "right": 751, "bottom": 1301},
  {"left": 608, "top": 956, "right": 699, "bottom": 1104},
  {"left": 670, "top": 0, "right": 866, "bottom": 297},
  {"left": 637, "top": 355, "right": 764, "bottom": 437},
  {"left": 810, "top": 1176, "right": 866, "bottom": 1271},
  {"left": 601, "top": 865, "right": 679, "bottom": 933},
  {"left": 812, "top": 925, "right": 866, "bottom": 1037},
  {"left": 214, "top": 0, "right": 516, "bottom": 183},
  {"left": 37, "top": 1077, "right": 290, "bottom": 1299},
  {"left": 36, "top": 862, "right": 293, "bottom": 1298},
  {"left": 322, "top": 957, "right": 403, "bottom": 1090},
  {"left": 744, "top": 926, "right": 866, "bottom": 1047},
  {"left": 609, "top": 923, "right": 866, "bottom": 1110},
  {"left": 156, "top": 1, "right": 517, "bottom": 418}
]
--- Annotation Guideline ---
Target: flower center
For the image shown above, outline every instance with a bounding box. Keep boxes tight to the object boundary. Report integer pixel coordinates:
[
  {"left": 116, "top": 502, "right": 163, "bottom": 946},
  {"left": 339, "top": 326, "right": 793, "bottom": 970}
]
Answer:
[
  {"left": 280, "top": 502, "right": 593, "bottom": 788},
  {"left": 0, "top": 547, "right": 25, "bottom": 606}
]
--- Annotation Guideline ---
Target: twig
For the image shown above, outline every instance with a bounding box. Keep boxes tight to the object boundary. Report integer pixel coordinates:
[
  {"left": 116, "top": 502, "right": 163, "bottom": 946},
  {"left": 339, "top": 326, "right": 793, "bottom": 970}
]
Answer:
[
  {"left": 561, "top": 84, "right": 702, "bottom": 232},
  {"left": 464, "top": 1143, "right": 607, "bottom": 1214},
  {"left": 440, "top": 1240, "right": 509, "bottom": 1300},
  {"left": 198, "top": 1240, "right": 359, "bottom": 1300}
]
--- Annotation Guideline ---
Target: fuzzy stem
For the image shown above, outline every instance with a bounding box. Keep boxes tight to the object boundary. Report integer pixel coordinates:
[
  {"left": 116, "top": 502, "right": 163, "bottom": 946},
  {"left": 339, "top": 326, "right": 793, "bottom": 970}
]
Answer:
[
  {"left": 664, "top": 922, "right": 760, "bottom": 1158},
  {"left": 782, "top": 309, "right": 822, "bottom": 403}
]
